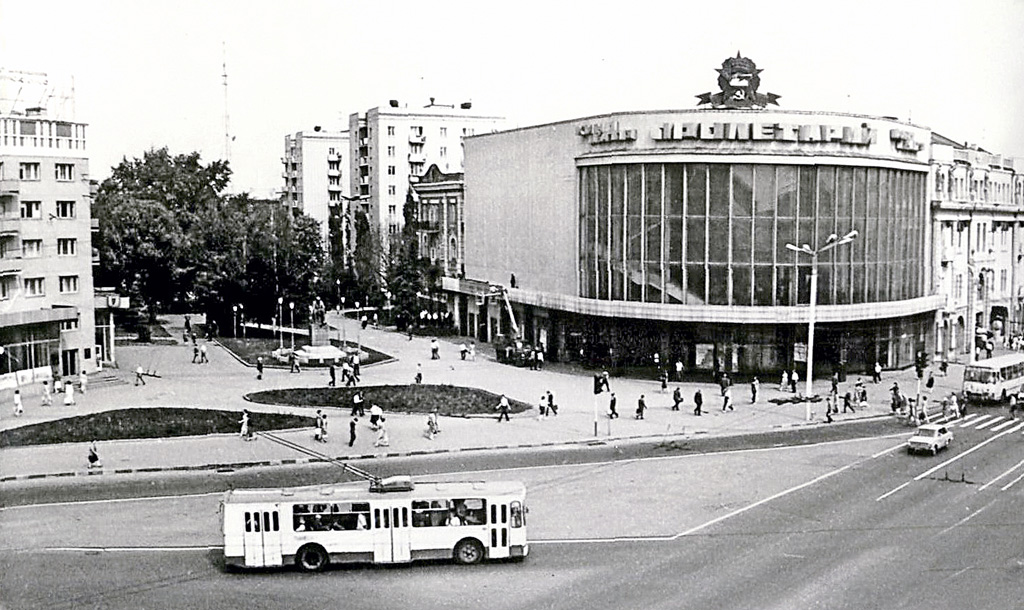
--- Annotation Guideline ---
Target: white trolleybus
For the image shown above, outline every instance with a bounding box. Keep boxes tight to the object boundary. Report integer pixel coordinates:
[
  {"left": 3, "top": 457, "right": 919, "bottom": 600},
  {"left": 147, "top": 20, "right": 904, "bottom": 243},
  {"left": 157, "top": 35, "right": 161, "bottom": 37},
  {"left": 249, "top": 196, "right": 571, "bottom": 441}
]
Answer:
[
  {"left": 962, "top": 352, "right": 1024, "bottom": 403},
  {"left": 222, "top": 476, "right": 528, "bottom": 571}
]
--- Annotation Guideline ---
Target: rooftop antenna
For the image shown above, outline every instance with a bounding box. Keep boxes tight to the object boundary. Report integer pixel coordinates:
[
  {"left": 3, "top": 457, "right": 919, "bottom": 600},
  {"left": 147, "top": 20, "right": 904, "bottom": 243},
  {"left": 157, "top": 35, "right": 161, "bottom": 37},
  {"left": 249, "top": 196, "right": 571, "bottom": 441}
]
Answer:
[{"left": 222, "top": 42, "right": 231, "bottom": 162}]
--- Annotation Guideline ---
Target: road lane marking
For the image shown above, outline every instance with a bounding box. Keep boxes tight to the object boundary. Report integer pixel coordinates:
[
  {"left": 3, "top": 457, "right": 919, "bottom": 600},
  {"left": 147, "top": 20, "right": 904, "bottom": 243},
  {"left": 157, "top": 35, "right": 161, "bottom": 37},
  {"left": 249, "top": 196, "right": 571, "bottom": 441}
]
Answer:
[
  {"left": 958, "top": 413, "right": 983, "bottom": 425},
  {"left": 877, "top": 423, "right": 1024, "bottom": 501},
  {"left": 1001, "top": 470, "right": 1024, "bottom": 491},
  {"left": 974, "top": 416, "right": 1004, "bottom": 430},
  {"left": 961, "top": 415, "right": 993, "bottom": 428},
  {"left": 989, "top": 419, "right": 1018, "bottom": 432},
  {"left": 936, "top": 499, "right": 997, "bottom": 537},
  {"left": 979, "top": 457, "right": 1024, "bottom": 491}
]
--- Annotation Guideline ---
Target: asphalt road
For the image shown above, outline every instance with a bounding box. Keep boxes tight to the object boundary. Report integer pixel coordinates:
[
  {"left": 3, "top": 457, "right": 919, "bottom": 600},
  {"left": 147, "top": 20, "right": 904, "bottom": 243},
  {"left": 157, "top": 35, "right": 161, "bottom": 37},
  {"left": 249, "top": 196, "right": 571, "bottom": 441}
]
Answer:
[{"left": 1, "top": 417, "right": 1022, "bottom": 609}]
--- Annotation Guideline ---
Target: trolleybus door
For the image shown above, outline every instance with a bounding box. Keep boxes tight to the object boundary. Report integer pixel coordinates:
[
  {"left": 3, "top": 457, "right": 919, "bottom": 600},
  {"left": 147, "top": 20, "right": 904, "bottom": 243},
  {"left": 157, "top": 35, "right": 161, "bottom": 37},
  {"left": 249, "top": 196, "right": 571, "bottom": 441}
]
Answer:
[
  {"left": 243, "top": 507, "right": 282, "bottom": 567},
  {"left": 488, "top": 500, "right": 510, "bottom": 559},
  {"left": 372, "top": 504, "right": 412, "bottom": 563},
  {"left": 391, "top": 505, "right": 411, "bottom": 562}
]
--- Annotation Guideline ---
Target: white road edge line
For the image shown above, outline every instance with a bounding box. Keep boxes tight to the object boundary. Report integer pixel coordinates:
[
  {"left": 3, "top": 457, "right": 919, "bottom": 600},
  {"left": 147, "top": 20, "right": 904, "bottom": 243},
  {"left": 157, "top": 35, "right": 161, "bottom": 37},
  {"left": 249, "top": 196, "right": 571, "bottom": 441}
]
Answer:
[
  {"left": 1001, "top": 469, "right": 1024, "bottom": 491},
  {"left": 979, "top": 457, "right": 1024, "bottom": 491}
]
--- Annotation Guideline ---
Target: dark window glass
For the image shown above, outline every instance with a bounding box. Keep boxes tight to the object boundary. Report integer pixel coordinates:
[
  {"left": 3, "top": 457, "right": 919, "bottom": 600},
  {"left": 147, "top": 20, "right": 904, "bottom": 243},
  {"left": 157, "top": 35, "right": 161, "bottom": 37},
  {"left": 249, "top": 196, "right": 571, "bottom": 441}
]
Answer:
[
  {"left": 798, "top": 166, "right": 817, "bottom": 219},
  {"left": 754, "top": 218, "right": 774, "bottom": 261},
  {"left": 611, "top": 259, "right": 625, "bottom": 301},
  {"left": 645, "top": 220, "right": 662, "bottom": 263},
  {"left": 817, "top": 265, "right": 832, "bottom": 305},
  {"left": 732, "top": 265, "right": 751, "bottom": 306},
  {"left": 667, "top": 217, "right": 683, "bottom": 262},
  {"left": 776, "top": 217, "right": 795, "bottom": 262},
  {"left": 622, "top": 213, "right": 637, "bottom": 261},
  {"left": 732, "top": 218, "right": 751, "bottom": 264},
  {"left": 627, "top": 165, "right": 642, "bottom": 216},
  {"left": 797, "top": 265, "right": 811, "bottom": 304},
  {"left": 732, "top": 164, "right": 753, "bottom": 218},
  {"left": 708, "top": 265, "right": 728, "bottom": 305},
  {"left": 852, "top": 168, "right": 867, "bottom": 264},
  {"left": 777, "top": 166, "right": 797, "bottom": 218},
  {"left": 708, "top": 217, "right": 728, "bottom": 263},
  {"left": 709, "top": 165, "right": 730, "bottom": 218},
  {"left": 687, "top": 165, "right": 707, "bottom": 216},
  {"left": 777, "top": 265, "right": 793, "bottom": 306},
  {"left": 866, "top": 262, "right": 877, "bottom": 302},
  {"left": 667, "top": 266, "right": 684, "bottom": 304},
  {"left": 754, "top": 165, "right": 776, "bottom": 217},
  {"left": 686, "top": 217, "right": 705, "bottom": 263},
  {"left": 753, "top": 265, "right": 774, "bottom": 306},
  {"left": 646, "top": 264, "right": 663, "bottom": 303},
  {"left": 665, "top": 165, "right": 684, "bottom": 216},
  {"left": 852, "top": 263, "right": 865, "bottom": 304},
  {"left": 798, "top": 219, "right": 815, "bottom": 253},
  {"left": 625, "top": 262, "right": 641, "bottom": 302},
  {"left": 686, "top": 264, "right": 705, "bottom": 304},
  {"left": 837, "top": 167, "right": 853, "bottom": 222},
  {"left": 817, "top": 166, "right": 836, "bottom": 244}
]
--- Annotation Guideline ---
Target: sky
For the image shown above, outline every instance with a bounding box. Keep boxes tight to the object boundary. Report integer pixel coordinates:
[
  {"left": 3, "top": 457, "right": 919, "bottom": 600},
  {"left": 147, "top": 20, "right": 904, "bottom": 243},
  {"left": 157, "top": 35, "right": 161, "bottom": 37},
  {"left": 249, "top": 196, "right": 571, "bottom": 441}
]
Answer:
[{"left": 2, "top": 0, "right": 1023, "bottom": 197}]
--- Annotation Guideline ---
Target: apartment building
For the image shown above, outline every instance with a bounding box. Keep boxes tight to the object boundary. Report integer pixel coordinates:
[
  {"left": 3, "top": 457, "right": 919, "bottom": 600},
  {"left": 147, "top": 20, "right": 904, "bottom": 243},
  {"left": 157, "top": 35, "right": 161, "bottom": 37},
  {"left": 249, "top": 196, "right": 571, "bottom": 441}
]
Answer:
[
  {"left": 348, "top": 99, "right": 504, "bottom": 247},
  {"left": 281, "top": 127, "right": 351, "bottom": 249},
  {"left": 410, "top": 164, "right": 465, "bottom": 277},
  {"left": 0, "top": 106, "right": 97, "bottom": 387}
]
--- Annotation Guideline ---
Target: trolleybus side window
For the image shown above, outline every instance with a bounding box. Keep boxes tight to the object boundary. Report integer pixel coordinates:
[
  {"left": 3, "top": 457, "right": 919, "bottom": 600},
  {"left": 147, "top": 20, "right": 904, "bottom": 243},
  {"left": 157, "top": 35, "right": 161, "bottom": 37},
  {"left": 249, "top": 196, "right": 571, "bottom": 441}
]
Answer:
[
  {"left": 412, "top": 498, "right": 485, "bottom": 527},
  {"left": 293, "top": 502, "right": 370, "bottom": 531},
  {"left": 510, "top": 501, "right": 523, "bottom": 528}
]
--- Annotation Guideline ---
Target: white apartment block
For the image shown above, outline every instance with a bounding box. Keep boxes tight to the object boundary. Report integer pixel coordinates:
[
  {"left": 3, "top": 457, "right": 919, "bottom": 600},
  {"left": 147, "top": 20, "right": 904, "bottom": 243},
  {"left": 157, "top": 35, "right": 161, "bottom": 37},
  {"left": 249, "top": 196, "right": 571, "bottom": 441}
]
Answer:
[
  {"left": 930, "top": 133, "right": 1024, "bottom": 362},
  {"left": 0, "top": 106, "right": 98, "bottom": 387},
  {"left": 282, "top": 127, "right": 351, "bottom": 249},
  {"left": 348, "top": 99, "right": 504, "bottom": 243}
]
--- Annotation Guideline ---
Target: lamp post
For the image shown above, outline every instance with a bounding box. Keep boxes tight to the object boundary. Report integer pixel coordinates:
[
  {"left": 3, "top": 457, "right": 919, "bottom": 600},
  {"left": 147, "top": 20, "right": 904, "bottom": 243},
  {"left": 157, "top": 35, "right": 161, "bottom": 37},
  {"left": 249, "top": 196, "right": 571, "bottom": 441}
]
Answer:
[
  {"left": 277, "top": 297, "right": 284, "bottom": 351},
  {"left": 289, "top": 301, "right": 295, "bottom": 351},
  {"left": 232, "top": 305, "right": 238, "bottom": 338},
  {"left": 785, "top": 230, "right": 858, "bottom": 421},
  {"left": 355, "top": 301, "right": 361, "bottom": 358},
  {"left": 239, "top": 303, "right": 245, "bottom": 338},
  {"left": 340, "top": 296, "right": 347, "bottom": 348}
]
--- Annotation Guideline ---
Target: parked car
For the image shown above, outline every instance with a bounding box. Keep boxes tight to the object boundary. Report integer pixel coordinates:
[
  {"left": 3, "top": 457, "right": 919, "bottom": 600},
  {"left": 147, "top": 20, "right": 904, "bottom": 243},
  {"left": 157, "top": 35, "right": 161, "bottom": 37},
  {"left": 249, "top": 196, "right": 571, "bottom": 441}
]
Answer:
[{"left": 907, "top": 423, "right": 953, "bottom": 455}]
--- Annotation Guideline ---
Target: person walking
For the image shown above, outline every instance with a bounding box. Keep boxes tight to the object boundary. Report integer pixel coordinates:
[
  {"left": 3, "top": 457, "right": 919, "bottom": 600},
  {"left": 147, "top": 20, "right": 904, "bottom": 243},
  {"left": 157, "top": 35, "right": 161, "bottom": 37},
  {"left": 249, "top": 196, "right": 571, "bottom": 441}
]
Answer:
[
  {"left": 790, "top": 370, "right": 799, "bottom": 393},
  {"left": 780, "top": 369, "right": 790, "bottom": 392},
  {"left": 537, "top": 394, "right": 548, "bottom": 420},
  {"left": 608, "top": 392, "right": 619, "bottom": 418},
  {"left": 12, "top": 389, "right": 23, "bottom": 417},
  {"left": 831, "top": 372, "right": 839, "bottom": 397},
  {"left": 843, "top": 391, "right": 855, "bottom": 413},
  {"left": 722, "top": 385, "right": 733, "bottom": 411},
  {"left": 192, "top": 344, "right": 200, "bottom": 364},
  {"left": 496, "top": 394, "right": 511, "bottom": 422},
  {"left": 199, "top": 343, "right": 209, "bottom": 364},
  {"left": 469, "top": 341, "right": 476, "bottom": 361},
  {"left": 535, "top": 348, "right": 544, "bottom": 370},
  {"left": 430, "top": 338, "right": 440, "bottom": 360},
  {"left": 314, "top": 410, "right": 325, "bottom": 442},
  {"left": 751, "top": 377, "right": 760, "bottom": 403},
  {"left": 351, "top": 391, "right": 365, "bottom": 417},
  {"left": 460, "top": 343, "right": 469, "bottom": 361},
  {"left": 87, "top": 441, "right": 102, "bottom": 469},
  {"left": 660, "top": 369, "right": 669, "bottom": 393},
  {"left": 825, "top": 396, "right": 834, "bottom": 424},
  {"left": 328, "top": 363, "right": 337, "bottom": 387},
  {"left": 675, "top": 359, "right": 684, "bottom": 382},
  {"left": 239, "top": 409, "right": 251, "bottom": 440},
  {"left": 873, "top": 361, "right": 882, "bottom": 384},
  {"left": 135, "top": 365, "right": 146, "bottom": 386},
  {"left": 256, "top": 357, "right": 264, "bottom": 380},
  {"left": 41, "top": 379, "right": 53, "bottom": 406},
  {"left": 546, "top": 390, "right": 558, "bottom": 416},
  {"left": 318, "top": 411, "right": 329, "bottom": 443},
  {"left": 374, "top": 418, "right": 389, "bottom": 447},
  {"left": 671, "top": 386, "right": 683, "bottom": 411},
  {"left": 351, "top": 353, "right": 360, "bottom": 382},
  {"left": 635, "top": 394, "right": 647, "bottom": 419},
  {"left": 79, "top": 370, "right": 88, "bottom": 395},
  {"left": 693, "top": 389, "right": 704, "bottom": 416},
  {"left": 349, "top": 416, "right": 358, "bottom": 447},
  {"left": 414, "top": 363, "right": 423, "bottom": 384},
  {"left": 369, "top": 404, "right": 384, "bottom": 429},
  {"left": 63, "top": 380, "right": 76, "bottom": 406}
]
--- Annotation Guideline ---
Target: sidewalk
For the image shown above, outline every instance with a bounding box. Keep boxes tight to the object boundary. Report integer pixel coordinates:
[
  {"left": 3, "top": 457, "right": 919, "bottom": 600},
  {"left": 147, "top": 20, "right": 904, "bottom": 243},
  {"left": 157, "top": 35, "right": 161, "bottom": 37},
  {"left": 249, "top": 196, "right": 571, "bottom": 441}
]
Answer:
[{"left": 0, "top": 314, "right": 962, "bottom": 482}]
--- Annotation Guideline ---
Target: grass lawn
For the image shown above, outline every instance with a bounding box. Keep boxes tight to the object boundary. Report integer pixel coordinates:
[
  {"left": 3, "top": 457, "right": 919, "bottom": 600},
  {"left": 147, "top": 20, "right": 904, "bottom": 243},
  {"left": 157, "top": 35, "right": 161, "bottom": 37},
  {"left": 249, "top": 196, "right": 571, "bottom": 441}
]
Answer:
[
  {"left": 218, "top": 337, "right": 390, "bottom": 367},
  {"left": 246, "top": 385, "right": 531, "bottom": 417},
  {"left": 0, "top": 408, "right": 314, "bottom": 448}
]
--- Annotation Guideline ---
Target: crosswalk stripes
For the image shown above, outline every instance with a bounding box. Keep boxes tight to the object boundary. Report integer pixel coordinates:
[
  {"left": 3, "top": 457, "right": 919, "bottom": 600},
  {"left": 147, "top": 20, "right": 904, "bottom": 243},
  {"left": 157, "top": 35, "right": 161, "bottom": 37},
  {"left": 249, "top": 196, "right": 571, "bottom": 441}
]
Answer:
[
  {"left": 990, "top": 419, "right": 1020, "bottom": 433},
  {"left": 958, "top": 414, "right": 990, "bottom": 428},
  {"left": 975, "top": 416, "right": 1005, "bottom": 430}
]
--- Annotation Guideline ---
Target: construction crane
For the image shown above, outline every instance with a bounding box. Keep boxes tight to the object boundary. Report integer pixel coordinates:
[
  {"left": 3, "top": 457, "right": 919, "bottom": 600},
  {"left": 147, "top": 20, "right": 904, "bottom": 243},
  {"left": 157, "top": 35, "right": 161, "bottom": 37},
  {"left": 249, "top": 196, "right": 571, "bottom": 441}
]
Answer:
[{"left": 0, "top": 69, "right": 74, "bottom": 119}]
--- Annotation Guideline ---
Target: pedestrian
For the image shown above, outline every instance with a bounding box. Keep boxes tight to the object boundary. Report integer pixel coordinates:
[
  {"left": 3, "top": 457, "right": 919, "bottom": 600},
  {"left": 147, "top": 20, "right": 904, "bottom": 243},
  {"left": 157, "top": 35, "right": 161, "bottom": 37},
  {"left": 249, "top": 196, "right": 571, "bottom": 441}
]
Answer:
[
  {"left": 722, "top": 385, "right": 733, "bottom": 411},
  {"left": 41, "top": 379, "right": 53, "bottom": 406},
  {"left": 939, "top": 360, "right": 948, "bottom": 377},
  {"left": 660, "top": 369, "right": 669, "bottom": 393},
  {"left": 135, "top": 365, "right": 146, "bottom": 386},
  {"left": 843, "top": 391, "right": 854, "bottom": 413},
  {"left": 351, "top": 391, "right": 365, "bottom": 417},
  {"left": 87, "top": 440, "right": 102, "bottom": 469},
  {"left": 890, "top": 383, "right": 901, "bottom": 412},
  {"left": 63, "top": 380, "right": 76, "bottom": 406},
  {"left": 780, "top": 369, "right": 789, "bottom": 392},
  {"left": 374, "top": 418, "right": 389, "bottom": 447},
  {"left": 415, "top": 363, "right": 423, "bottom": 385},
  {"left": 831, "top": 372, "right": 839, "bottom": 396},
  {"left": 1009, "top": 394, "right": 1018, "bottom": 419},
  {"left": 608, "top": 392, "right": 619, "bottom": 418},
  {"left": 329, "top": 363, "right": 337, "bottom": 387},
  {"left": 239, "top": 409, "right": 251, "bottom": 440},
  {"left": 349, "top": 417, "right": 358, "bottom": 447},
  {"left": 460, "top": 342, "right": 469, "bottom": 360},
  {"left": 951, "top": 393, "right": 964, "bottom": 418},
  {"left": 635, "top": 394, "right": 647, "bottom": 419},
  {"left": 351, "top": 353, "right": 361, "bottom": 381},
  {"left": 314, "top": 410, "right": 325, "bottom": 442},
  {"left": 12, "top": 389, "right": 23, "bottom": 416},
  {"left": 825, "top": 397, "right": 834, "bottom": 423},
  {"left": 873, "top": 361, "right": 882, "bottom": 383},
  {"left": 318, "top": 411, "right": 329, "bottom": 443},
  {"left": 672, "top": 386, "right": 683, "bottom": 411},
  {"left": 184, "top": 315, "right": 192, "bottom": 338},
  {"left": 719, "top": 372, "right": 731, "bottom": 395},
  {"left": 79, "top": 370, "right": 88, "bottom": 395},
  {"left": 790, "top": 370, "right": 799, "bottom": 393},
  {"left": 200, "top": 343, "right": 209, "bottom": 364},
  {"left": 469, "top": 341, "right": 476, "bottom": 361},
  {"left": 547, "top": 390, "right": 558, "bottom": 416},
  {"left": 256, "top": 357, "right": 264, "bottom": 380},
  {"left": 535, "top": 347, "right": 544, "bottom": 370},
  {"left": 537, "top": 394, "right": 548, "bottom": 420},
  {"left": 192, "top": 344, "right": 200, "bottom": 363},
  {"left": 372, "top": 312, "right": 379, "bottom": 328},
  {"left": 370, "top": 403, "right": 383, "bottom": 429},
  {"left": 751, "top": 377, "right": 760, "bottom": 403},
  {"left": 496, "top": 394, "right": 511, "bottom": 422},
  {"left": 430, "top": 338, "right": 440, "bottom": 360},
  {"left": 693, "top": 389, "right": 703, "bottom": 416},
  {"left": 361, "top": 314, "right": 369, "bottom": 330},
  {"left": 289, "top": 351, "right": 301, "bottom": 373},
  {"left": 341, "top": 360, "right": 353, "bottom": 386},
  {"left": 926, "top": 372, "right": 935, "bottom": 390},
  {"left": 675, "top": 359, "right": 684, "bottom": 382}
]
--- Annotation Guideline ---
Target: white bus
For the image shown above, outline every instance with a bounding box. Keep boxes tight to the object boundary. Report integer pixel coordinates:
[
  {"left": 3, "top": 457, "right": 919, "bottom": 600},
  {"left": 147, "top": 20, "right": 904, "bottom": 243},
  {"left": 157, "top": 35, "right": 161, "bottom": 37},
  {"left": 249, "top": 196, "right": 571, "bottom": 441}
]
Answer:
[
  {"left": 962, "top": 353, "right": 1024, "bottom": 403},
  {"left": 222, "top": 476, "right": 528, "bottom": 571}
]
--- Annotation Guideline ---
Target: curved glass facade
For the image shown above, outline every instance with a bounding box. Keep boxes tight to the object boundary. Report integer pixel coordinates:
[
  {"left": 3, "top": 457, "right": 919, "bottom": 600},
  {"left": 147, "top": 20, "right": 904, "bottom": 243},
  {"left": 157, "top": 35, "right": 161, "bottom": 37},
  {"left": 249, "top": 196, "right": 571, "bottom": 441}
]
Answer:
[{"left": 579, "top": 163, "right": 927, "bottom": 306}]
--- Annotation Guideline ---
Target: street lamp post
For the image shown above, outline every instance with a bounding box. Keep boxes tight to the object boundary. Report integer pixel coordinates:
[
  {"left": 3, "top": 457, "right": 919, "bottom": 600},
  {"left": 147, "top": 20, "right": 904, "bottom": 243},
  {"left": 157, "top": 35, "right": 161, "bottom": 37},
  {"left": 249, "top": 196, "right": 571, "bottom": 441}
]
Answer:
[
  {"left": 340, "top": 297, "right": 347, "bottom": 348},
  {"left": 277, "top": 297, "right": 284, "bottom": 351},
  {"left": 232, "top": 305, "right": 238, "bottom": 338},
  {"left": 239, "top": 303, "right": 245, "bottom": 338},
  {"left": 355, "top": 301, "right": 361, "bottom": 358},
  {"left": 785, "top": 230, "right": 858, "bottom": 421},
  {"left": 289, "top": 302, "right": 295, "bottom": 351}
]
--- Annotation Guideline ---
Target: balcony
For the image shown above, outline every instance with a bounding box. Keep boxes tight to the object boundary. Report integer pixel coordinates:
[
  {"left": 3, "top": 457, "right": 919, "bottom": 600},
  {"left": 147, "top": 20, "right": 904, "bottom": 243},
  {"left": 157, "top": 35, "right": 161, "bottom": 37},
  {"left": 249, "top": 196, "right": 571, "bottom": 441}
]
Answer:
[
  {"left": 358, "top": 156, "right": 369, "bottom": 166},
  {"left": 328, "top": 153, "right": 340, "bottom": 162},
  {"left": 408, "top": 152, "right": 427, "bottom": 164},
  {"left": 90, "top": 218, "right": 99, "bottom": 231},
  {"left": 327, "top": 183, "right": 342, "bottom": 192},
  {"left": 360, "top": 176, "right": 370, "bottom": 186},
  {"left": 0, "top": 179, "right": 18, "bottom": 194},
  {"left": 327, "top": 168, "right": 341, "bottom": 177},
  {"left": 409, "top": 134, "right": 425, "bottom": 144}
]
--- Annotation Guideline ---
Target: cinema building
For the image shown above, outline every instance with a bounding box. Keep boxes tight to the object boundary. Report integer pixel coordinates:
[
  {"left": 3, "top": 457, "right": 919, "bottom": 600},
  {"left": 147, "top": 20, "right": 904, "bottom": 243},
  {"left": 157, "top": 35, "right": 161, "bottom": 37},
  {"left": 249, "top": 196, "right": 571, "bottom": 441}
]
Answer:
[{"left": 443, "top": 100, "right": 944, "bottom": 375}]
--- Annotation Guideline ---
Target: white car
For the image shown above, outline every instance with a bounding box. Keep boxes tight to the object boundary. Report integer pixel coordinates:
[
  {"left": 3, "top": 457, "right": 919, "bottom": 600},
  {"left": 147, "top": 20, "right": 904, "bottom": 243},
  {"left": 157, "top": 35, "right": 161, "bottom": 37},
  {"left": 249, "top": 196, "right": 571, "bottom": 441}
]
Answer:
[{"left": 907, "top": 423, "right": 953, "bottom": 455}]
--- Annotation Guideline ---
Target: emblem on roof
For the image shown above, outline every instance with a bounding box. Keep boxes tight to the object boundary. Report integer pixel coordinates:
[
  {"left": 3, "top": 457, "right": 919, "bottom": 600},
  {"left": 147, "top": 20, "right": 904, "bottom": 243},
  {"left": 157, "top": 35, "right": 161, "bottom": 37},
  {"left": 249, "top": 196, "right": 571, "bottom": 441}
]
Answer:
[{"left": 696, "top": 52, "right": 781, "bottom": 109}]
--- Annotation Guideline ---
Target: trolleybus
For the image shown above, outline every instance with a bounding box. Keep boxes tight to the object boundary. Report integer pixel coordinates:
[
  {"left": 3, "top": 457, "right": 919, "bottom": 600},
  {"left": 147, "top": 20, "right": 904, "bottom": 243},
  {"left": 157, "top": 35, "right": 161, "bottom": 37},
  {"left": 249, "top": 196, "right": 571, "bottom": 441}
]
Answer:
[{"left": 222, "top": 476, "right": 528, "bottom": 571}]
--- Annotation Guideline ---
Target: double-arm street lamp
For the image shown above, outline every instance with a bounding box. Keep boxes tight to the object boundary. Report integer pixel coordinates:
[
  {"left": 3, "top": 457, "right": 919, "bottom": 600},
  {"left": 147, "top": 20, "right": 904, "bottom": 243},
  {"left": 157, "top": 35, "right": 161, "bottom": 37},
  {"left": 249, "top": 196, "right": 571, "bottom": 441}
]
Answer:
[
  {"left": 232, "top": 305, "right": 238, "bottom": 338},
  {"left": 289, "top": 301, "right": 295, "bottom": 351},
  {"left": 785, "top": 230, "right": 858, "bottom": 421},
  {"left": 277, "top": 297, "right": 284, "bottom": 351}
]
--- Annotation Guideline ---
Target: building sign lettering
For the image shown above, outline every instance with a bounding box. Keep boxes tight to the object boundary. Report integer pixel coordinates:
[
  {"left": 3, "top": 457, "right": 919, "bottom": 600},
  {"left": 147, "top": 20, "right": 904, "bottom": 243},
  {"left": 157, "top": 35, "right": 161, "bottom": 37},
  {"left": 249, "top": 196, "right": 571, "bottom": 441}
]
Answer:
[
  {"left": 890, "top": 129, "right": 924, "bottom": 152},
  {"left": 652, "top": 122, "right": 876, "bottom": 146},
  {"left": 578, "top": 121, "right": 637, "bottom": 144}
]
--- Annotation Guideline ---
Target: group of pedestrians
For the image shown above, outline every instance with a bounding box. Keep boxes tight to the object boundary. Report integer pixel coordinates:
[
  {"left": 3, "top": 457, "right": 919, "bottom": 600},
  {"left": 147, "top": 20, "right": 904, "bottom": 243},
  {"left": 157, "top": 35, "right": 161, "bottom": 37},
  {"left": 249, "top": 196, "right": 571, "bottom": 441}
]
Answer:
[
  {"left": 327, "top": 353, "right": 360, "bottom": 387},
  {"left": 11, "top": 372, "right": 84, "bottom": 417}
]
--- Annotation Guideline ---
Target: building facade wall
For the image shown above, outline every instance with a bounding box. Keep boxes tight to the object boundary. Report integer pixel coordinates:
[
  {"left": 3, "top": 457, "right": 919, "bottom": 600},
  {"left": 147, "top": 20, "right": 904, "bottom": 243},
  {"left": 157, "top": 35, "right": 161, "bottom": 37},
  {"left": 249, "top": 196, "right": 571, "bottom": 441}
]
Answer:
[{"left": 282, "top": 129, "right": 350, "bottom": 251}]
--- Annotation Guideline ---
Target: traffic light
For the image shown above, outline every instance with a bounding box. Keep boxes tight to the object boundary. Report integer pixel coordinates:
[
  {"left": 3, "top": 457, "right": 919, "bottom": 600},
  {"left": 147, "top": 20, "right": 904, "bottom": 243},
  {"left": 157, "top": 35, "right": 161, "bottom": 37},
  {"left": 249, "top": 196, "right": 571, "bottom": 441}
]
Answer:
[
  {"left": 915, "top": 352, "right": 928, "bottom": 379},
  {"left": 593, "top": 374, "right": 604, "bottom": 395}
]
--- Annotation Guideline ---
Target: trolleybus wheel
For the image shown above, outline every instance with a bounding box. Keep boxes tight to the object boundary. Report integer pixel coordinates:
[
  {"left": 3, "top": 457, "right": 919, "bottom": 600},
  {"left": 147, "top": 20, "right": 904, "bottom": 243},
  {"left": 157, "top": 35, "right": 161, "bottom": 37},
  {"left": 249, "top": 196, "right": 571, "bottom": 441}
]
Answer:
[
  {"left": 453, "top": 539, "right": 484, "bottom": 565},
  {"left": 296, "top": 544, "right": 329, "bottom": 572}
]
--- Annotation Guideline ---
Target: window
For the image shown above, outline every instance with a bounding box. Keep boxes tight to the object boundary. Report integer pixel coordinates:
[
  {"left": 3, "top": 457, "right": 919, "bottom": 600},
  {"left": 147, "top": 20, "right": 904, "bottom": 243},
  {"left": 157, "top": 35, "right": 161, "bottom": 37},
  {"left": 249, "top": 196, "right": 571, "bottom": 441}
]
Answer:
[
  {"left": 24, "top": 277, "right": 45, "bottom": 297},
  {"left": 57, "top": 238, "right": 77, "bottom": 256},
  {"left": 59, "top": 276, "right": 79, "bottom": 293},
  {"left": 440, "top": 146, "right": 447, "bottom": 157},
  {"left": 411, "top": 125, "right": 423, "bottom": 136},
  {"left": 411, "top": 498, "right": 485, "bottom": 527},
  {"left": 387, "top": 166, "right": 396, "bottom": 175},
  {"left": 60, "top": 319, "right": 80, "bottom": 331},
  {"left": 440, "top": 127, "right": 447, "bottom": 137},
  {"left": 0, "top": 277, "right": 12, "bottom": 300},
  {"left": 387, "top": 146, "right": 395, "bottom": 157},
  {"left": 19, "top": 162, "right": 40, "bottom": 180},
  {"left": 56, "top": 201, "right": 76, "bottom": 218},
  {"left": 292, "top": 502, "right": 370, "bottom": 531},
  {"left": 388, "top": 205, "right": 396, "bottom": 215},
  {"left": 22, "top": 239, "right": 42, "bottom": 258},
  {"left": 54, "top": 163, "right": 75, "bottom": 181},
  {"left": 387, "top": 185, "right": 396, "bottom": 196},
  {"left": 387, "top": 126, "right": 395, "bottom": 136},
  {"left": 328, "top": 147, "right": 335, "bottom": 155},
  {"left": 329, "top": 191, "right": 340, "bottom": 202},
  {"left": 20, "top": 201, "right": 41, "bottom": 219}
]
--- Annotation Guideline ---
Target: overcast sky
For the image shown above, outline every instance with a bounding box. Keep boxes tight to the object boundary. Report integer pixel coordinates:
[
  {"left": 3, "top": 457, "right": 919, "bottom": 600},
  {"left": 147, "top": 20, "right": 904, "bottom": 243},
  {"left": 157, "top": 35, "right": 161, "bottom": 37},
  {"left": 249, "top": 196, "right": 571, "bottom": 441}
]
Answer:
[{"left": 2, "top": 0, "right": 1022, "bottom": 197}]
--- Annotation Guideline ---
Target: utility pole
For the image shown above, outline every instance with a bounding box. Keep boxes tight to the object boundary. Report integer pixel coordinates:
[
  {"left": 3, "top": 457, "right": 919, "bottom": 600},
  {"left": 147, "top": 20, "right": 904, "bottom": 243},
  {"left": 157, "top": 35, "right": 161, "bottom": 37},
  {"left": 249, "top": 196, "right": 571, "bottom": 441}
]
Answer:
[{"left": 222, "top": 42, "right": 231, "bottom": 162}]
